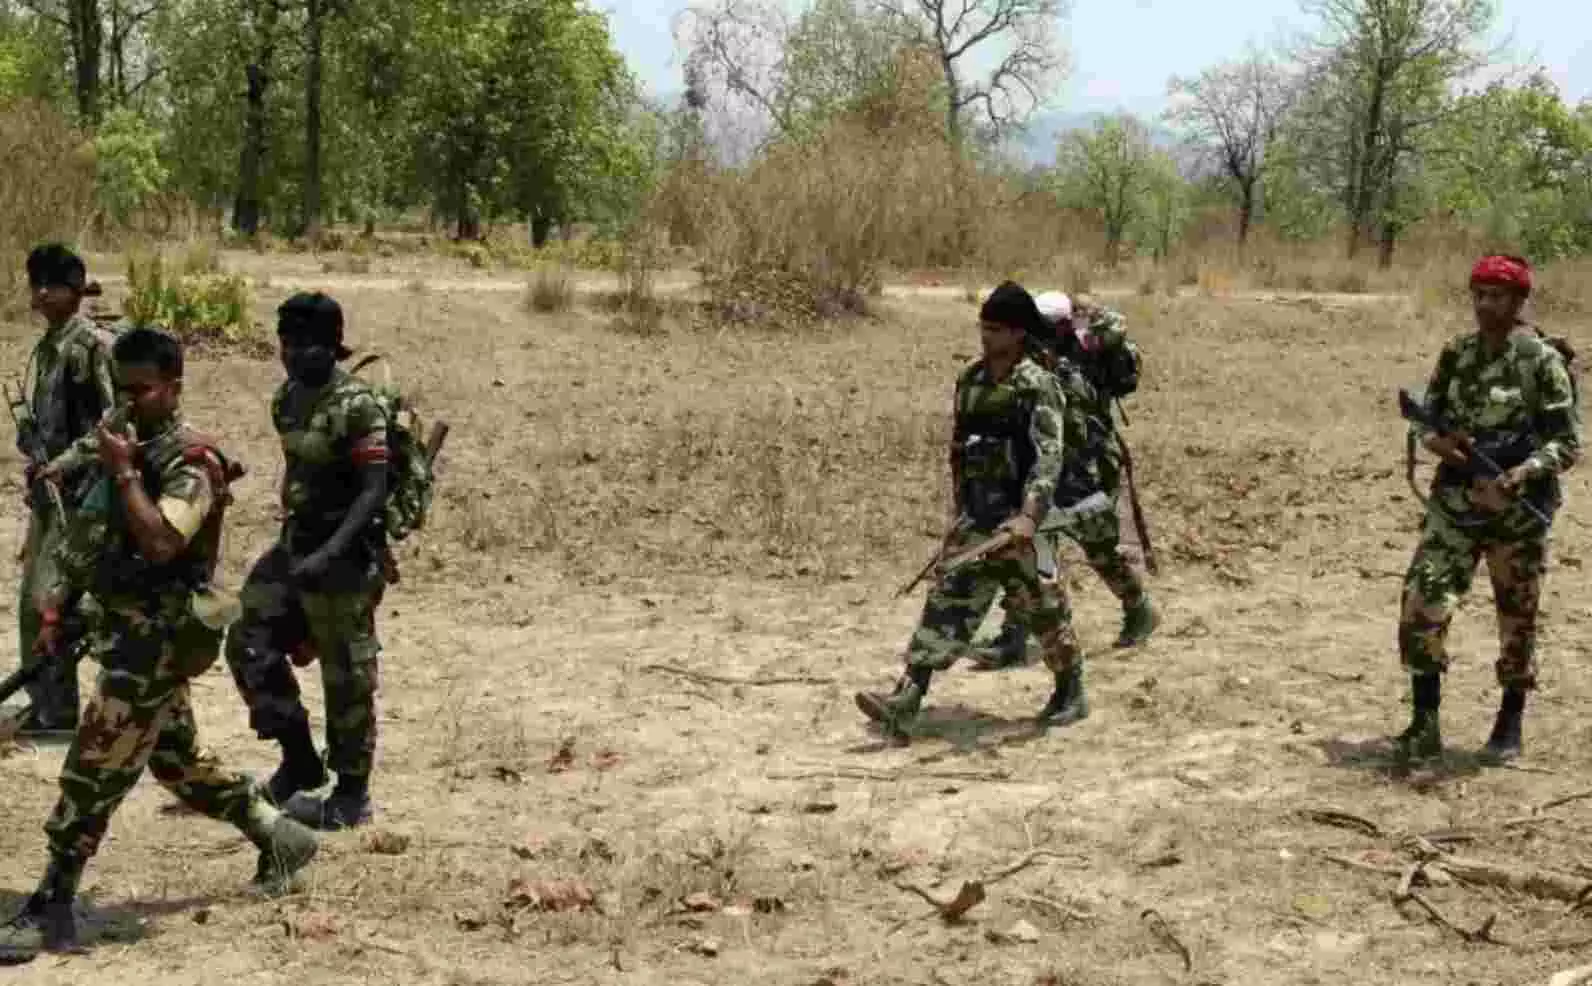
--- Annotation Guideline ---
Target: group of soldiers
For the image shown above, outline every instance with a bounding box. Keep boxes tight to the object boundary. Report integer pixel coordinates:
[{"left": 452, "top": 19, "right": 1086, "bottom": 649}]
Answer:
[
  {"left": 0, "top": 242, "right": 1578, "bottom": 963},
  {"left": 1, "top": 244, "right": 399, "bottom": 962},
  {"left": 856, "top": 256, "right": 1581, "bottom": 770}
]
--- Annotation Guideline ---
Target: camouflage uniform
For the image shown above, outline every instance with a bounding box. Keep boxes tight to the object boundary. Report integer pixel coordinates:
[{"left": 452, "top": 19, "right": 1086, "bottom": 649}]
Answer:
[
  {"left": 1397, "top": 324, "right": 1580, "bottom": 760},
  {"left": 0, "top": 413, "right": 317, "bottom": 963},
  {"left": 857, "top": 355, "right": 1085, "bottom": 740},
  {"left": 225, "top": 367, "right": 388, "bottom": 817},
  {"left": 12, "top": 313, "right": 117, "bottom": 729},
  {"left": 982, "top": 305, "right": 1154, "bottom": 663}
]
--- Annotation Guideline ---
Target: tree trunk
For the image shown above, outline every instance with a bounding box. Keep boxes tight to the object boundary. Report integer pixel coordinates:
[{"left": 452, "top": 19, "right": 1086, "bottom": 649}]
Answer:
[
  {"left": 301, "top": 0, "right": 325, "bottom": 242},
  {"left": 530, "top": 212, "right": 554, "bottom": 247},
  {"left": 1348, "top": 68, "right": 1389, "bottom": 259},
  {"left": 233, "top": 0, "right": 280, "bottom": 237},
  {"left": 68, "top": 0, "right": 103, "bottom": 125},
  {"left": 1237, "top": 179, "right": 1254, "bottom": 248}
]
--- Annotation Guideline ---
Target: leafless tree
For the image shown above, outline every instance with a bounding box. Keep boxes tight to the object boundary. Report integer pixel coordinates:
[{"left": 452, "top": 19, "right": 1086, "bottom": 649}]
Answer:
[
  {"left": 1166, "top": 49, "right": 1294, "bottom": 246},
  {"left": 870, "top": 0, "right": 1067, "bottom": 143}
]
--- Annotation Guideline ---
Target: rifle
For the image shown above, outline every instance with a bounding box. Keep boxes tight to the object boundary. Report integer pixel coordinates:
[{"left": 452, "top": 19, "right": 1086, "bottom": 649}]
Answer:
[
  {"left": 0, "top": 606, "right": 87, "bottom": 734},
  {"left": 1397, "top": 388, "right": 1552, "bottom": 527},
  {"left": 1115, "top": 431, "right": 1158, "bottom": 575},
  {"left": 4, "top": 382, "right": 65, "bottom": 527},
  {"left": 897, "top": 514, "right": 968, "bottom": 598}
]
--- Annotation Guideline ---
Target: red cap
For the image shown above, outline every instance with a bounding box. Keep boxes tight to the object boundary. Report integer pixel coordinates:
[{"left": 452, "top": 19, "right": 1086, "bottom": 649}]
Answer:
[{"left": 1470, "top": 255, "right": 1533, "bottom": 295}]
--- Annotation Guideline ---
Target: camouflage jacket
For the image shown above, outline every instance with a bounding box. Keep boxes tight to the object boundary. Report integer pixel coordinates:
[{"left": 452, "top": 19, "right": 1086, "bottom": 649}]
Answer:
[
  {"left": 950, "top": 356, "right": 1067, "bottom": 529},
  {"left": 20, "top": 313, "right": 117, "bottom": 463},
  {"left": 273, "top": 367, "right": 390, "bottom": 555},
  {"left": 1048, "top": 356, "right": 1111, "bottom": 505},
  {"left": 1416, "top": 324, "right": 1582, "bottom": 525},
  {"left": 49, "top": 415, "right": 230, "bottom": 620}
]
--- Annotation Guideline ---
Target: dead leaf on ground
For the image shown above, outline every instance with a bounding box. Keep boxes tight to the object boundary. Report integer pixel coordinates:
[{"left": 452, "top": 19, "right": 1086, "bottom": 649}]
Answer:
[
  {"left": 511, "top": 835, "right": 549, "bottom": 860},
  {"left": 580, "top": 838, "right": 614, "bottom": 863},
  {"left": 678, "top": 892, "right": 722, "bottom": 913},
  {"left": 592, "top": 749, "right": 622, "bottom": 771},
  {"left": 362, "top": 830, "right": 411, "bottom": 855},
  {"left": 490, "top": 764, "right": 524, "bottom": 784},
  {"left": 547, "top": 738, "right": 576, "bottom": 773},
  {"left": 454, "top": 909, "right": 488, "bottom": 931},
  {"left": 684, "top": 936, "right": 721, "bottom": 957},
  {"left": 504, "top": 877, "right": 597, "bottom": 913},
  {"left": 878, "top": 849, "right": 930, "bottom": 877},
  {"left": 284, "top": 912, "right": 339, "bottom": 941},
  {"left": 803, "top": 799, "right": 838, "bottom": 814}
]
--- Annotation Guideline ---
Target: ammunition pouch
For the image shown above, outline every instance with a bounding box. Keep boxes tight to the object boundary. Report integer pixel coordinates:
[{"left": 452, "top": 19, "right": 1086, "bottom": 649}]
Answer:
[
  {"left": 958, "top": 433, "right": 1023, "bottom": 528},
  {"left": 170, "top": 586, "right": 241, "bottom": 679}
]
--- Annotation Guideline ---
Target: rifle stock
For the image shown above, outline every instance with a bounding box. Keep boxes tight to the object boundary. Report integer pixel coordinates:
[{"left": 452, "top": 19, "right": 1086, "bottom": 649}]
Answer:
[{"left": 1397, "top": 387, "right": 1552, "bottom": 527}]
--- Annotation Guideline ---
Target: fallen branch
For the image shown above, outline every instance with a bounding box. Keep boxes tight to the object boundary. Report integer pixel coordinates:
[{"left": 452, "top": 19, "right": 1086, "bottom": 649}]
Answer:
[
  {"left": 1397, "top": 891, "right": 1507, "bottom": 945},
  {"left": 768, "top": 766, "right": 1012, "bottom": 784},
  {"left": 1140, "top": 908, "right": 1192, "bottom": 973},
  {"left": 896, "top": 880, "right": 985, "bottom": 924},
  {"left": 1540, "top": 791, "right": 1592, "bottom": 815},
  {"left": 982, "top": 850, "right": 1087, "bottom": 885},
  {"left": 1441, "top": 855, "right": 1592, "bottom": 904},
  {"left": 1321, "top": 852, "right": 1408, "bottom": 878},
  {"left": 641, "top": 664, "right": 836, "bottom": 688},
  {"left": 1299, "top": 809, "right": 1382, "bottom": 838},
  {"left": 1014, "top": 893, "right": 1093, "bottom": 925},
  {"left": 1288, "top": 665, "right": 1366, "bottom": 683}
]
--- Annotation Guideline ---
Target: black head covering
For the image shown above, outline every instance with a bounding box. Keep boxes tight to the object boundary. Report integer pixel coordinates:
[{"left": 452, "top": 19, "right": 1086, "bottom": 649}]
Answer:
[
  {"left": 26, "top": 243, "right": 87, "bottom": 292},
  {"left": 980, "top": 280, "right": 1053, "bottom": 346},
  {"left": 277, "top": 291, "right": 354, "bottom": 361}
]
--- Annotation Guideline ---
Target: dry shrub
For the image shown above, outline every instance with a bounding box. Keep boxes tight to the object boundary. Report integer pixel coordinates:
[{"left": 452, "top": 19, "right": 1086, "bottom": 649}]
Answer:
[
  {"left": 526, "top": 263, "right": 574, "bottom": 314},
  {"left": 0, "top": 99, "right": 95, "bottom": 311}
]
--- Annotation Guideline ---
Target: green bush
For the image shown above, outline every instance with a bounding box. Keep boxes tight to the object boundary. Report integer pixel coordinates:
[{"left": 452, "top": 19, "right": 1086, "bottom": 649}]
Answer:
[{"left": 123, "top": 248, "right": 267, "bottom": 354}]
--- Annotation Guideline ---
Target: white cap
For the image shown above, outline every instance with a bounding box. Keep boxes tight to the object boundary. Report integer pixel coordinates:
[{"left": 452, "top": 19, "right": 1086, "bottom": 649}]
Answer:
[{"left": 1034, "top": 291, "right": 1072, "bottom": 325}]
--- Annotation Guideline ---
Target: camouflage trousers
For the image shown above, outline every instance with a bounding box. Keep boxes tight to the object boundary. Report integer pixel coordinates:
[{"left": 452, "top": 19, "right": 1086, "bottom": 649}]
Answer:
[
  {"left": 907, "top": 526, "right": 1080, "bottom": 673},
  {"left": 15, "top": 502, "right": 82, "bottom": 721},
  {"left": 1036, "top": 491, "right": 1146, "bottom": 605},
  {"left": 224, "top": 544, "right": 384, "bottom": 777},
  {"left": 1399, "top": 507, "right": 1547, "bottom": 689},
  {"left": 46, "top": 610, "right": 255, "bottom": 860}
]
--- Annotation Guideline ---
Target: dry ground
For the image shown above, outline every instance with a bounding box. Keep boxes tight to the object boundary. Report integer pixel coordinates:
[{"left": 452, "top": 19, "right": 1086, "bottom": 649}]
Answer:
[{"left": 3, "top": 252, "right": 1592, "bottom": 986}]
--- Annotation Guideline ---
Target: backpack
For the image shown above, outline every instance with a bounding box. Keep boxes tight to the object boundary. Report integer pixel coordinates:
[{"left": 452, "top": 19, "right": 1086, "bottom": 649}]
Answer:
[
  {"left": 349, "top": 355, "right": 442, "bottom": 543},
  {"left": 1062, "top": 306, "right": 1141, "bottom": 401}
]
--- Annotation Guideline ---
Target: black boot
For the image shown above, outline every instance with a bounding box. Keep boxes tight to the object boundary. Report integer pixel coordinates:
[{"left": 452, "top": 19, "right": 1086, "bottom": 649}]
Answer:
[
  {"left": 287, "top": 772, "right": 374, "bottom": 831},
  {"left": 265, "top": 719, "right": 328, "bottom": 807},
  {"left": 973, "top": 618, "right": 1029, "bottom": 670},
  {"left": 0, "top": 853, "right": 83, "bottom": 965},
  {"left": 855, "top": 667, "right": 932, "bottom": 743},
  {"left": 1036, "top": 664, "right": 1089, "bottom": 728},
  {"left": 1394, "top": 673, "right": 1443, "bottom": 762},
  {"left": 1482, "top": 687, "right": 1526, "bottom": 764}
]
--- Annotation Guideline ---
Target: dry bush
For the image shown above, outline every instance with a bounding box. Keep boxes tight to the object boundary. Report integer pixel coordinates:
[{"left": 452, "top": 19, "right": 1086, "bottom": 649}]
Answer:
[
  {"left": 0, "top": 99, "right": 96, "bottom": 312},
  {"left": 526, "top": 263, "right": 575, "bottom": 314}
]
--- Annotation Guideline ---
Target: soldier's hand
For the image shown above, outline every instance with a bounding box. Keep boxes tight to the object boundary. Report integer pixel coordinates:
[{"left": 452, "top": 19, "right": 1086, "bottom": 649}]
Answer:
[
  {"left": 96, "top": 419, "right": 135, "bottom": 472},
  {"left": 33, "top": 620, "right": 61, "bottom": 658},
  {"left": 1000, "top": 513, "right": 1037, "bottom": 544},
  {"left": 1423, "top": 432, "right": 1471, "bottom": 468},
  {"left": 1472, "top": 476, "right": 1513, "bottom": 513}
]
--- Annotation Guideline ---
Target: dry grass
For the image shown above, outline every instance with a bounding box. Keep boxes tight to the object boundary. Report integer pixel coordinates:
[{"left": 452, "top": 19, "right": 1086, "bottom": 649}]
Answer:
[
  {"left": 0, "top": 100, "right": 95, "bottom": 316},
  {"left": 2, "top": 251, "right": 1592, "bottom": 985}
]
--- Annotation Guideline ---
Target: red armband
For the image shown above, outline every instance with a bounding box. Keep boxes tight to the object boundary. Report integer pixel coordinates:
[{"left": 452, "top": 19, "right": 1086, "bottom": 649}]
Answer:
[
  {"left": 40, "top": 607, "right": 61, "bottom": 626},
  {"left": 351, "top": 441, "right": 390, "bottom": 467}
]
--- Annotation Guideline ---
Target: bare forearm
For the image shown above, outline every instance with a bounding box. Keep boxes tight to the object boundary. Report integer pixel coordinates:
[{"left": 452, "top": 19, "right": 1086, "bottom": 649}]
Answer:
[
  {"left": 116, "top": 471, "right": 183, "bottom": 562},
  {"left": 318, "top": 464, "right": 387, "bottom": 557}
]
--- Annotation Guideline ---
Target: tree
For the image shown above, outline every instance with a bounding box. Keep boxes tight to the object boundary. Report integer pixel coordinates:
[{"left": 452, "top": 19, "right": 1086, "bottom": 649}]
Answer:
[
  {"left": 871, "top": 0, "right": 1067, "bottom": 145},
  {"left": 1300, "top": 0, "right": 1492, "bottom": 262},
  {"left": 1166, "top": 49, "right": 1293, "bottom": 247},
  {"left": 1055, "top": 114, "right": 1156, "bottom": 266}
]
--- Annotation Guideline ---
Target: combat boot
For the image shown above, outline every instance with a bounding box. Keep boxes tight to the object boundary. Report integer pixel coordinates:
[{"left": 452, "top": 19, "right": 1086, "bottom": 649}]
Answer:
[
  {"left": 240, "top": 797, "right": 319, "bottom": 895},
  {"left": 1393, "top": 673, "right": 1443, "bottom": 763},
  {"left": 1114, "top": 597, "right": 1159, "bottom": 649},
  {"left": 287, "top": 773, "right": 374, "bottom": 831},
  {"left": 0, "top": 853, "right": 83, "bottom": 965},
  {"left": 855, "top": 669, "right": 930, "bottom": 742},
  {"left": 265, "top": 720, "right": 329, "bottom": 806},
  {"left": 973, "top": 619, "right": 1029, "bottom": 670},
  {"left": 1036, "top": 663, "right": 1089, "bottom": 728},
  {"left": 1481, "top": 687, "right": 1526, "bottom": 764}
]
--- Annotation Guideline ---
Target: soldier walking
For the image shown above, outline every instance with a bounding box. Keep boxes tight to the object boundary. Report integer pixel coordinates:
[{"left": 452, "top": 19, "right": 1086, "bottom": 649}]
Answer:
[
  {"left": 855, "top": 282, "right": 1087, "bottom": 742},
  {"left": 7, "top": 244, "right": 117, "bottom": 736},
  {"left": 0, "top": 328, "right": 318, "bottom": 964},
  {"left": 225, "top": 292, "right": 390, "bottom": 830},
  {"left": 1395, "top": 255, "right": 1581, "bottom": 763},
  {"left": 977, "top": 290, "right": 1157, "bottom": 667}
]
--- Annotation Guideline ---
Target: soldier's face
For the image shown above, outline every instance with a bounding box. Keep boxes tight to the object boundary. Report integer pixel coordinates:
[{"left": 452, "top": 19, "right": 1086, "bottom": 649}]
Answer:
[
  {"left": 280, "top": 334, "right": 336, "bottom": 384},
  {"left": 30, "top": 282, "right": 79, "bottom": 323},
  {"left": 1471, "top": 283, "right": 1525, "bottom": 331},
  {"left": 980, "top": 320, "right": 1023, "bottom": 359},
  {"left": 114, "top": 363, "right": 180, "bottom": 430}
]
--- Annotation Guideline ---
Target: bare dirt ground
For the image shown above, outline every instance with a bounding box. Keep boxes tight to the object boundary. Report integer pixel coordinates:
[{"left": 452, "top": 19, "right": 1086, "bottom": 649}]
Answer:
[{"left": 3, "top": 252, "right": 1592, "bottom": 985}]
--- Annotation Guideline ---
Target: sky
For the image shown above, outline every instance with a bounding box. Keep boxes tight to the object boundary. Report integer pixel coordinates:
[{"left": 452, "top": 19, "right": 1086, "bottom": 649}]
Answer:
[{"left": 599, "top": 0, "right": 1592, "bottom": 118}]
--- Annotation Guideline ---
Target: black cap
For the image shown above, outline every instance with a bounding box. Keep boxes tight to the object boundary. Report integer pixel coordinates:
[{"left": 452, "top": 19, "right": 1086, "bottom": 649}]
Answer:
[
  {"left": 277, "top": 291, "right": 353, "bottom": 361},
  {"left": 26, "top": 243, "right": 87, "bottom": 292},
  {"left": 980, "top": 280, "right": 1052, "bottom": 344}
]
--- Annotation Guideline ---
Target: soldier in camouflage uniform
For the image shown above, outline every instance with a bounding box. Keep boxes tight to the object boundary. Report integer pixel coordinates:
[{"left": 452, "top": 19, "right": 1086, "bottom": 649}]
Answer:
[
  {"left": 8, "top": 245, "right": 118, "bottom": 736},
  {"left": 225, "top": 292, "right": 390, "bottom": 830},
  {"left": 977, "top": 291, "right": 1157, "bottom": 667},
  {"left": 1395, "top": 255, "right": 1581, "bottom": 763},
  {"left": 0, "top": 328, "right": 317, "bottom": 965},
  {"left": 855, "top": 282, "right": 1087, "bottom": 741}
]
